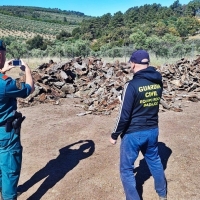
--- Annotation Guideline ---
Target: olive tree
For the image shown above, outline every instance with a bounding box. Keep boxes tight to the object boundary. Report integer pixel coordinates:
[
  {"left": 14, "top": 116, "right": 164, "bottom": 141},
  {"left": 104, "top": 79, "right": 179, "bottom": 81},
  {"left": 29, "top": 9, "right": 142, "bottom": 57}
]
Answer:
[
  {"left": 129, "top": 30, "right": 147, "bottom": 49},
  {"left": 7, "top": 41, "right": 28, "bottom": 59},
  {"left": 73, "top": 40, "right": 91, "bottom": 57}
]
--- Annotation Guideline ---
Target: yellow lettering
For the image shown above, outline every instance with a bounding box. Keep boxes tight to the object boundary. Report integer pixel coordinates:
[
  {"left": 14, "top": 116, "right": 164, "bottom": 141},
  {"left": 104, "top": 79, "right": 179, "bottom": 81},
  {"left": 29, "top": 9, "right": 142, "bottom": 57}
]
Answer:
[
  {"left": 138, "top": 84, "right": 161, "bottom": 92},
  {"left": 153, "top": 97, "right": 160, "bottom": 101},
  {"left": 139, "top": 87, "right": 143, "bottom": 92},
  {"left": 144, "top": 102, "right": 158, "bottom": 107},
  {"left": 145, "top": 91, "right": 158, "bottom": 98},
  {"left": 140, "top": 99, "right": 152, "bottom": 104}
]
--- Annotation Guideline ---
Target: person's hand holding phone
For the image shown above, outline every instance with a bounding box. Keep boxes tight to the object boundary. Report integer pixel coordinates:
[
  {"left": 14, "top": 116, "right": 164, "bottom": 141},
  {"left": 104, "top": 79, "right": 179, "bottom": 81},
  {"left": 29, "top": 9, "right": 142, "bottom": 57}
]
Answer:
[
  {"left": 0, "top": 59, "right": 18, "bottom": 74},
  {"left": 0, "top": 59, "right": 29, "bottom": 74},
  {"left": 19, "top": 59, "right": 34, "bottom": 93},
  {"left": 19, "top": 59, "right": 31, "bottom": 72}
]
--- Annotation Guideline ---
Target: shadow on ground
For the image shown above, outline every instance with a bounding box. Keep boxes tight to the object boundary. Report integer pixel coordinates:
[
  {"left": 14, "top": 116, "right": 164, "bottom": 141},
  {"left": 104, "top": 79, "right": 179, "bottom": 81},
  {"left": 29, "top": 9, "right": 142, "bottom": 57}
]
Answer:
[
  {"left": 18, "top": 140, "right": 95, "bottom": 200},
  {"left": 135, "top": 142, "right": 172, "bottom": 200}
]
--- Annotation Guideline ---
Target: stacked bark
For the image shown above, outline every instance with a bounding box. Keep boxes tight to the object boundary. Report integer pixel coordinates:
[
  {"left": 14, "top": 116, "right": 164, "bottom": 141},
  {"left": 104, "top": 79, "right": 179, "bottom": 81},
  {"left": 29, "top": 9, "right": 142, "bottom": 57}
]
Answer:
[
  {"left": 158, "top": 56, "right": 200, "bottom": 112},
  {"left": 18, "top": 57, "right": 131, "bottom": 115},
  {"left": 17, "top": 56, "right": 200, "bottom": 115}
]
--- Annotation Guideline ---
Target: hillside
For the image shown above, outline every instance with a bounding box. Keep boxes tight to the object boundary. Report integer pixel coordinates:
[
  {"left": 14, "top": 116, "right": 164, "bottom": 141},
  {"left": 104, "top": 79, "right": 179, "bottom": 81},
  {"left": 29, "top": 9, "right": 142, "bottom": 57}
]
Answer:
[
  {"left": 1, "top": 2, "right": 200, "bottom": 61},
  {"left": 0, "top": 13, "right": 77, "bottom": 40},
  {"left": 0, "top": 6, "right": 92, "bottom": 40},
  {"left": 0, "top": 6, "right": 91, "bottom": 23}
]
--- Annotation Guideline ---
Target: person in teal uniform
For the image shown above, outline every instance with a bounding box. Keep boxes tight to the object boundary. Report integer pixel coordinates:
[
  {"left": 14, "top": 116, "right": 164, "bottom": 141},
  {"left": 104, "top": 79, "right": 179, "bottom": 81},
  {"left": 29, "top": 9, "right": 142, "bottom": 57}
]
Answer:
[{"left": 0, "top": 39, "right": 34, "bottom": 200}]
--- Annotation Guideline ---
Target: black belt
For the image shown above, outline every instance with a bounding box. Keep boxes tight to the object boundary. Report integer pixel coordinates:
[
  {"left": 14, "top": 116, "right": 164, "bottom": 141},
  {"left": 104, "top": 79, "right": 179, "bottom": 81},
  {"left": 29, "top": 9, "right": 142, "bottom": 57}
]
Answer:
[{"left": 0, "top": 122, "right": 6, "bottom": 127}]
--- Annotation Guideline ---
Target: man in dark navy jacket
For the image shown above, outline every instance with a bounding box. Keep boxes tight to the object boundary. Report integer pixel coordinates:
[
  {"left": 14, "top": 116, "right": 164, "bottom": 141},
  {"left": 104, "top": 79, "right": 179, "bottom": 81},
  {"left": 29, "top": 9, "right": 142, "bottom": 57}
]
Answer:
[{"left": 110, "top": 50, "right": 167, "bottom": 200}]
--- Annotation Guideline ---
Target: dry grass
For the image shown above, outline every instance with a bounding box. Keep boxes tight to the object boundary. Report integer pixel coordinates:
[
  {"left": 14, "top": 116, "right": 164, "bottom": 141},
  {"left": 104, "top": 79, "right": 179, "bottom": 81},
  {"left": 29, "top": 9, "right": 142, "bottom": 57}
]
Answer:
[
  {"left": 189, "top": 33, "right": 200, "bottom": 40},
  {"left": 6, "top": 53, "right": 194, "bottom": 74},
  {"left": 6, "top": 67, "right": 23, "bottom": 79},
  {"left": 150, "top": 55, "right": 181, "bottom": 67},
  {"left": 23, "top": 57, "right": 72, "bottom": 69},
  {"left": 97, "top": 55, "right": 189, "bottom": 67},
  {"left": 5, "top": 57, "right": 67, "bottom": 79}
]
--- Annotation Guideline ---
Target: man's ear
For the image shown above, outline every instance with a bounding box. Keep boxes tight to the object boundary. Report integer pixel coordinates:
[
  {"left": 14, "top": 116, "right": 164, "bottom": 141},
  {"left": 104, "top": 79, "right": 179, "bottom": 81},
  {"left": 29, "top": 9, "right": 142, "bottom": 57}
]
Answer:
[
  {"left": 0, "top": 51, "right": 6, "bottom": 68},
  {"left": 130, "top": 61, "right": 135, "bottom": 73},
  {"left": 0, "top": 53, "right": 2, "bottom": 64},
  {"left": 130, "top": 61, "right": 135, "bottom": 68}
]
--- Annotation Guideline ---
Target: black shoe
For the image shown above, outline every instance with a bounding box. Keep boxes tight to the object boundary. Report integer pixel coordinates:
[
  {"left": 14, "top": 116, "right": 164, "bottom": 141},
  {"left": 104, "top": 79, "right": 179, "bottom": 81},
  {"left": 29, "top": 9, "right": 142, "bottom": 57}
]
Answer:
[{"left": 17, "top": 191, "right": 21, "bottom": 197}]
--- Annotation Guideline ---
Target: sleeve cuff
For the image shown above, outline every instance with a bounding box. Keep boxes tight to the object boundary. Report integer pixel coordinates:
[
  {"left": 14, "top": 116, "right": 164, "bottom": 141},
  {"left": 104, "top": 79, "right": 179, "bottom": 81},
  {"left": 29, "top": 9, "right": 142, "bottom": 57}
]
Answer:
[
  {"left": 25, "top": 83, "right": 32, "bottom": 95},
  {"left": 111, "top": 133, "right": 119, "bottom": 140}
]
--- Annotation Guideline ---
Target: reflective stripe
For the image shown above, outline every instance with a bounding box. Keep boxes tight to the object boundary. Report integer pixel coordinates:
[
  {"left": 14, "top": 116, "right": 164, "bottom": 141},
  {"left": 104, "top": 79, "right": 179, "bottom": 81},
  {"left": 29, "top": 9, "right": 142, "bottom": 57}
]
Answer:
[{"left": 112, "top": 82, "right": 129, "bottom": 133}]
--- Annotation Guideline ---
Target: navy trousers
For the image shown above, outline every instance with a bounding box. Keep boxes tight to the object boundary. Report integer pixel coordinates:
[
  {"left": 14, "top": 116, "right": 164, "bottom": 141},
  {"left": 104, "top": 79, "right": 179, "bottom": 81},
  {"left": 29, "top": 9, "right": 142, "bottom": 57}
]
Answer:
[
  {"left": 0, "top": 127, "right": 22, "bottom": 200},
  {"left": 120, "top": 128, "right": 166, "bottom": 200}
]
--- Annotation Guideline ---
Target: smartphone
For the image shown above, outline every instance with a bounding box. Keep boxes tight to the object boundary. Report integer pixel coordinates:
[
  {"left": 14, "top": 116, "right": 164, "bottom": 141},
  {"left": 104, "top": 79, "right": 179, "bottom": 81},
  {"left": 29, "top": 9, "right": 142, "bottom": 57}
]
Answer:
[{"left": 12, "top": 60, "right": 22, "bottom": 66}]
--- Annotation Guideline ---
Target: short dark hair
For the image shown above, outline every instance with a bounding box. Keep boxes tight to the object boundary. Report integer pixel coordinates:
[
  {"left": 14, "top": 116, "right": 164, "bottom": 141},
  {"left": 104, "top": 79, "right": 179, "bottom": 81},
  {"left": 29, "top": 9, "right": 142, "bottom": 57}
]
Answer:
[{"left": 0, "top": 40, "right": 6, "bottom": 51}]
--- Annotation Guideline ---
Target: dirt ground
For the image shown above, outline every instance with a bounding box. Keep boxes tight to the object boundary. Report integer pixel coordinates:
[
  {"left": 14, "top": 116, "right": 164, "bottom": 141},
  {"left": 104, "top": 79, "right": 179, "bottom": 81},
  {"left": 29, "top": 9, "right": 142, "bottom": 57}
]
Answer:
[{"left": 12, "top": 97, "right": 199, "bottom": 200}]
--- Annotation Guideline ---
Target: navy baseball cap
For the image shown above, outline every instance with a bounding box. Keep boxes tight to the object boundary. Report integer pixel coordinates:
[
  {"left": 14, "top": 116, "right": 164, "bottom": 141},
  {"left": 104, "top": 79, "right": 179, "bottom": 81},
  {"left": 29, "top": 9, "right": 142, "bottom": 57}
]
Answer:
[
  {"left": 129, "top": 50, "right": 150, "bottom": 64},
  {"left": 0, "top": 40, "right": 6, "bottom": 51}
]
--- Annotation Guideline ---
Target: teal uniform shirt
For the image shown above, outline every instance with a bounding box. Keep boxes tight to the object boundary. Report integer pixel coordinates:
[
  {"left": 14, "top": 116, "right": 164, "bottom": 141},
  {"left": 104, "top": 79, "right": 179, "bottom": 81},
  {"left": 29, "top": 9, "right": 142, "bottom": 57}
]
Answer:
[
  {"left": 0, "top": 73, "right": 32, "bottom": 123},
  {"left": 0, "top": 72, "right": 32, "bottom": 200}
]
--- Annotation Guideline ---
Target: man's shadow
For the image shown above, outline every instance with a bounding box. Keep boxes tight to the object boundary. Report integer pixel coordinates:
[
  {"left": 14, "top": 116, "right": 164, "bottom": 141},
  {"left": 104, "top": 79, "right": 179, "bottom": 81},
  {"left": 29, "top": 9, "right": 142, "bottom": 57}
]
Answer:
[
  {"left": 135, "top": 142, "right": 172, "bottom": 200},
  {"left": 18, "top": 140, "right": 95, "bottom": 200}
]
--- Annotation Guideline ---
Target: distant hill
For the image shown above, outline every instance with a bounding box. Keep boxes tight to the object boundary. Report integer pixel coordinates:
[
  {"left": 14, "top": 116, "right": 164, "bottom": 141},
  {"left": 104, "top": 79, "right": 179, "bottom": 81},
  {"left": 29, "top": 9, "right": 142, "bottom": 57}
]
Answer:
[
  {"left": 0, "top": 6, "right": 91, "bottom": 23},
  {"left": 1, "top": 3, "right": 200, "bottom": 61},
  {"left": 0, "top": 5, "right": 92, "bottom": 40}
]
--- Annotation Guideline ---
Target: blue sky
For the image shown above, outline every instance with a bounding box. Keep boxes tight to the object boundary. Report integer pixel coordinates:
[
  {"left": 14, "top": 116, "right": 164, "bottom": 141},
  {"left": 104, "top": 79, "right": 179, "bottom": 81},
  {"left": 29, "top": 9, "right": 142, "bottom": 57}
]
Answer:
[{"left": 0, "top": 0, "right": 191, "bottom": 16}]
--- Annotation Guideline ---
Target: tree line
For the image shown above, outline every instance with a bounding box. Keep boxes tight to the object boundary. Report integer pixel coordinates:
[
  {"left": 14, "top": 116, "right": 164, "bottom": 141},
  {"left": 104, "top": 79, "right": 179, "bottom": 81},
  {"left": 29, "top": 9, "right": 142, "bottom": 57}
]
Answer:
[
  {"left": 0, "top": 5, "right": 89, "bottom": 25},
  {"left": 69, "top": 0, "right": 200, "bottom": 50},
  {"left": 2, "top": 34, "right": 200, "bottom": 61},
  {"left": 1, "top": 0, "right": 200, "bottom": 60}
]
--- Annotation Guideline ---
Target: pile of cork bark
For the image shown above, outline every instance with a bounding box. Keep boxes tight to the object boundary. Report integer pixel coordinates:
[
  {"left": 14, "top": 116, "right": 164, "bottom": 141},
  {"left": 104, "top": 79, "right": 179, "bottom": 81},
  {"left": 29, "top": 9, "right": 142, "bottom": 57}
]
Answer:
[
  {"left": 17, "top": 56, "right": 200, "bottom": 115},
  {"left": 159, "top": 56, "right": 200, "bottom": 112}
]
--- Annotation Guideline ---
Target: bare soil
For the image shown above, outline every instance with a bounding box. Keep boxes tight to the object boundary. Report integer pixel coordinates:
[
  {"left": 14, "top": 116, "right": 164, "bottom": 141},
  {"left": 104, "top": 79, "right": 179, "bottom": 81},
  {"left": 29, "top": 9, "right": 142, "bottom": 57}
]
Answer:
[{"left": 16, "top": 98, "right": 200, "bottom": 200}]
